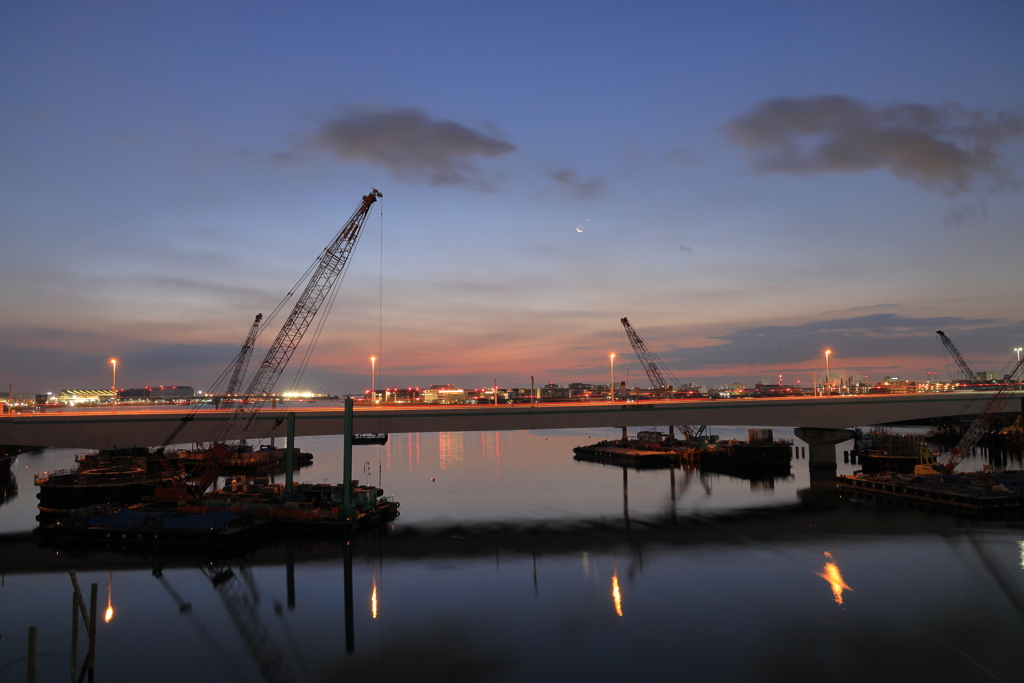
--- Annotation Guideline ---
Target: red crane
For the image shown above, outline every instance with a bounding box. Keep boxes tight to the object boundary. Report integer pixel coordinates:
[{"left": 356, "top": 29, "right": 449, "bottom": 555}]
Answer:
[
  {"left": 620, "top": 317, "right": 705, "bottom": 441},
  {"left": 941, "top": 355, "right": 1024, "bottom": 473}
]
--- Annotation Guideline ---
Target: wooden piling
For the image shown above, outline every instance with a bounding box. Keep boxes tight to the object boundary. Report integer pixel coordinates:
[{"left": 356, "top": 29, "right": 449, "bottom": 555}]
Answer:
[
  {"left": 71, "top": 591, "right": 79, "bottom": 683},
  {"left": 27, "top": 626, "right": 37, "bottom": 683},
  {"left": 87, "top": 583, "right": 97, "bottom": 683}
]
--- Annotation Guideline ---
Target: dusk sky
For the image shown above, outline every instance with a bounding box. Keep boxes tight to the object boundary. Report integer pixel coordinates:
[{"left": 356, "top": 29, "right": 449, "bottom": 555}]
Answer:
[{"left": 2, "top": 1, "right": 1022, "bottom": 396}]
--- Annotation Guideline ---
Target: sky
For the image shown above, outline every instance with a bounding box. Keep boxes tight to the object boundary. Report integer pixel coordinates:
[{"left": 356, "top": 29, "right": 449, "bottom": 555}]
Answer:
[{"left": 2, "top": 0, "right": 1023, "bottom": 396}]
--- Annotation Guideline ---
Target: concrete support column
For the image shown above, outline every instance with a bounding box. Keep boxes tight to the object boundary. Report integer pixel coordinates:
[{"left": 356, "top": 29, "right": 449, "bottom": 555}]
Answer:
[
  {"left": 795, "top": 427, "right": 855, "bottom": 505},
  {"left": 794, "top": 428, "right": 855, "bottom": 471}
]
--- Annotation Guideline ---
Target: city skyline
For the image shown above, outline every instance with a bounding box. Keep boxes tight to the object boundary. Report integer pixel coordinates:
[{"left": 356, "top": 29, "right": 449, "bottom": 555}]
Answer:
[{"left": 2, "top": 1, "right": 1022, "bottom": 395}]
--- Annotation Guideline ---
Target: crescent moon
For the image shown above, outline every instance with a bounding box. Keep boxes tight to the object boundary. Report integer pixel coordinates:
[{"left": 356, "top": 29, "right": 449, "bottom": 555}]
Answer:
[{"left": 576, "top": 226, "right": 584, "bottom": 233}]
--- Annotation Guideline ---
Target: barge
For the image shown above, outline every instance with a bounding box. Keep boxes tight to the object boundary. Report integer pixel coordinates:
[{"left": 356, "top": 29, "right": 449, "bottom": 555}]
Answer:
[
  {"left": 574, "top": 429, "right": 793, "bottom": 479},
  {"left": 37, "top": 506, "right": 269, "bottom": 549},
  {"left": 38, "top": 478, "right": 400, "bottom": 550},
  {"left": 35, "top": 447, "right": 180, "bottom": 512},
  {"left": 35, "top": 444, "right": 313, "bottom": 512},
  {"left": 852, "top": 429, "right": 931, "bottom": 474},
  {"left": 183, "top": 477, "right": 399, "bottom": 532},
  {"left": 177, "top": 444, "right": 313, "bottom": 474},
  {"left": 837, "top": 469, "right": 1024, "bottom": 514}
]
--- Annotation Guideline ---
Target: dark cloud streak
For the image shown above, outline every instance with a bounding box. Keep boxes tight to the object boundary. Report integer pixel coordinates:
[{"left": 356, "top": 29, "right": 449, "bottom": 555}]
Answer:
[
  {"left": 547, "top": 168, "right": 606, "bottom": 200},
  {"left": 308, "top": 107, "right": 516, "bottom": 189},
  {"left": 724, "top": 96, "right": 1024, "bottom": 194},
  {"left": 661, "top": 314, "right": 1021, "bottom": 373}
]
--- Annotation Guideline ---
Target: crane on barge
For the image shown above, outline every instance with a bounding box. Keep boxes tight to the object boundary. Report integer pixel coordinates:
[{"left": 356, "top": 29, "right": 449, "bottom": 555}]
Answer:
[
  {"left": 939, "top": 354, "right": 1024, "bottom": 473},
  {"left": 157, "top": 189, "right": 383, "bottom": 501},
  {"left": 224, "top": 313, "right": 263, "bottom": 400},
  {"left": 936, "top": 330, "right": 978, "bottom": 383},
  {"left": 620, "top": 317, "right": 705, "bottom": 442},
  {"left": 914, "top": 354, "right": 1024, "bottom": 475}
]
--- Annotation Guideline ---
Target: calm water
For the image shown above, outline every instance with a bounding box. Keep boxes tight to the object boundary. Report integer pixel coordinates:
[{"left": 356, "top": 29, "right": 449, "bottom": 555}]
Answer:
[{"left": 3, "top": 427, "right": 1024, "bottom": 683}]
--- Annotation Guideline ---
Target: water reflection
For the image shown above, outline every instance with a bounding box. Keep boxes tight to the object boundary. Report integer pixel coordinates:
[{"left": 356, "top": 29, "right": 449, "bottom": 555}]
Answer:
[
  {"left": 611, "top": 572, "right": 623, "bottom": 617},
  {"left": 816, "top": 551, "right": 851, "bottom": 604},
  {"left": 0, "top": 472, "right": 17, "bottom": 508},
  {"left": 104, "top": 571, "right": 114, "bottom": 622},
  {"left": 7, "top": 429, "right": 1024, "bottom": 682}
]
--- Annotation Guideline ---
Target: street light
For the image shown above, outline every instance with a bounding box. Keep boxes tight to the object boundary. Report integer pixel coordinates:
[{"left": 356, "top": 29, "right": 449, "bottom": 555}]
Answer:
[
  {"left": 370, "top": 356, "right": 376, "bottom": 404},
  {"left": 824, "top": 349, "right": 832, "bottom": 396},
  {"left": 110, "top": 358, "right": 118, "bottom": 412},
  {"left": 1015, "top": 347, "right": 1022, "bottom": 389},
  {"left": 610, "top": 353, "right": 616, "bottom": 403}
]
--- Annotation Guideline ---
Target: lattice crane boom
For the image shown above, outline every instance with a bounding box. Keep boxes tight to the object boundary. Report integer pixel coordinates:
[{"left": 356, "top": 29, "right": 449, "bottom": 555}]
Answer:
[
  {"left": 225, "top": 313, "right": 263, "bottom": 398},
  {"left": 213, "top": 189, "right": 381, "bottom": 447},
  {"left": 943, "top": 355, "right": 1024, "bottom": 473},
  {"left": 621, "top": 317, "right": 704, "bottom": 441},
  {"left": 204, "top": 565, "right": 296, "bottom": 683},
  {"left": 622, "top": 318, "right": 672, "bottom": 396},
  {"left": 937, "top": 330, "right": 976, "bottom": 381}
]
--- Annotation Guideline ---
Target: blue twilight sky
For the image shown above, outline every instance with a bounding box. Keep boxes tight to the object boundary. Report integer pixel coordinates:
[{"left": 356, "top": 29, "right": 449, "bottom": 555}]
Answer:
[{"left": 2, "top": 0, "right": 1022, "bottom": 395}]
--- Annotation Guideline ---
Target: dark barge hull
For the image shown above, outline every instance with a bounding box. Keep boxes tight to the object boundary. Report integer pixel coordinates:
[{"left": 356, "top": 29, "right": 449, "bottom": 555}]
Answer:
[
  {"left": 38, "top": 501, "right": 400, "bottom": 551},
  {"left": 37, "top": 481, "right": 162, "bottom": 512},
  {"left": 836, "top": 474, "right": 1024, "bottom": 514},
  {"left": 572, "top": 445, "right": 677, "bottom": 469}
]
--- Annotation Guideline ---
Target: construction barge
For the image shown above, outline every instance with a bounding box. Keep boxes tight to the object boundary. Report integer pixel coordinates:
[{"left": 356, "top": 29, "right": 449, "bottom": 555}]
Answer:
[
  {"left": 35, "top": 445, "right": 313, "bottom": 512},
  {"left": 837, "top": 470, "right": 1024, "bottom": 514},
  {"left": 574, "top": 429, "right": 793, "bottom": 475},
  {"left": 38, "top": 479, "right": 399, "bottom": 549}
]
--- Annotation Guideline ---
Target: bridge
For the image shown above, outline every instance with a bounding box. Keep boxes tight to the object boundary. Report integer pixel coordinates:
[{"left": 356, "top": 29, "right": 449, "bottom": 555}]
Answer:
[{"left": 2, "top": 391, "right": 1014, "bottom": 454}]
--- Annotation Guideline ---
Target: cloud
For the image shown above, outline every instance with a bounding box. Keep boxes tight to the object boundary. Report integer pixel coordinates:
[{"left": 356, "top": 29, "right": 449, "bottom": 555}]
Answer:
[
  {"left": 547, "top": 168, "right": 606, "bottom": 200},
  {"left": 723, "top": 96, "right": 1024, "bottom": 194},
  {"left": 665, "top": 147, "right": 698, "bottom": 166},
  {"left": 942, "top": 200, "right": 988, "bottom": 231},
  {"left": 308, "top": 107, "right": 516, "bottom": 189},
  {"left": 679, "top": 245, "right": 694, "bottom": 254},
  {"left": 657, "top": 313, "right": 1022, "bottom": 376}
]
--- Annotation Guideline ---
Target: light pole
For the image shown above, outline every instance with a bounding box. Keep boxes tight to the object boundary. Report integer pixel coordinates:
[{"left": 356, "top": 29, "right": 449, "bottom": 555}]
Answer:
[
  {"left": 1015, "top": 347, "right": 1022, "bottom": 389},
  {"left": 610, "top": 353, "right": 616, "bottom": 403},
  {"left": 110, "top": 358, "right": 117, "bottom": 411},
  {"left": 370, "top": 356, "right": 376, "bottom": 404},
  {"left": 824, "top": 349, "right": 832, "bottom": 396}
]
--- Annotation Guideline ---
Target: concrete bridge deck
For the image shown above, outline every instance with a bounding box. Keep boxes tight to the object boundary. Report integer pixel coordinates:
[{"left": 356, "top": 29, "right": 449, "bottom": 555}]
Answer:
[{"left": 1, "top": 391, "right": 1014, "bottom": 450}]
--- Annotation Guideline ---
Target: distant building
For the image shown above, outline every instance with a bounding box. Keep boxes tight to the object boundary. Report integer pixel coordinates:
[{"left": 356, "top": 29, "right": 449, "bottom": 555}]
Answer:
[
  {"left": 150, "top": 386, "right": 195, "bottom": 399},
  {"left": 56, "top": 389, "right": 115, "bottom": 404},
  {"left": 423, "top": 385, "right": 467, "bottom": 404}
]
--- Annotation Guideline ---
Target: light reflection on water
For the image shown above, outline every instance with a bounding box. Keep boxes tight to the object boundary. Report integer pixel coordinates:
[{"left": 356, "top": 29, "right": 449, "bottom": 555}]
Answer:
[{"left": 2, "top": 428, "right": 1024, "bottom": 682}]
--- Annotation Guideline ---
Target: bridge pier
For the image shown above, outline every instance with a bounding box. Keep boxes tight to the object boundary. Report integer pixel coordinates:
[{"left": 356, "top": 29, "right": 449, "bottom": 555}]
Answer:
[{"left": 795, "top": 427, "right": 854, "bottom": 505}]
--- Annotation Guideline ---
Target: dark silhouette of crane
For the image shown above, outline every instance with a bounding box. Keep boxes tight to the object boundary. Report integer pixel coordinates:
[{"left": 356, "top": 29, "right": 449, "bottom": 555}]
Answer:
[
  {"left": 936, "top": 330, "right": 977, "bottom": 382},
  {"left": 224, "top": 313, "right": 263, "bottom": 399},
  {"left": 621, "top": 317, "right": 705, "bottom": 441}
]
